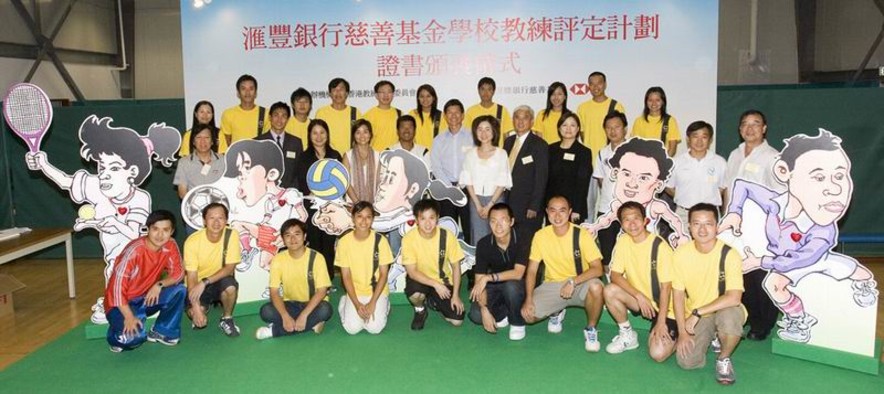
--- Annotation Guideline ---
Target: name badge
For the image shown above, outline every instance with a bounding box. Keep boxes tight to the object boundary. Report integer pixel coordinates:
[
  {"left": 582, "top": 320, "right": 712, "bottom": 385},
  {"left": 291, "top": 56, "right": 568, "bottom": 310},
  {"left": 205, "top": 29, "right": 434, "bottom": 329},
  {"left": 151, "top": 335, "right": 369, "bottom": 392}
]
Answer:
[
  {"left": 286, "top": 151, "right": 297, "bottom": 159},
  {"left": 563, "top": 153, "right": 575, "bottom": 161},
  {"left": 745, "top": 162, "right": 759, "bottom": 173},
  {"left": 707, "top": 176, "right": 717, "bottom": 183},
  {"left": 522, "top": 155, "right": 534, "bottom": 165},
  {"left": 200, "top": 164, "right": 212, "bottom": 176}
]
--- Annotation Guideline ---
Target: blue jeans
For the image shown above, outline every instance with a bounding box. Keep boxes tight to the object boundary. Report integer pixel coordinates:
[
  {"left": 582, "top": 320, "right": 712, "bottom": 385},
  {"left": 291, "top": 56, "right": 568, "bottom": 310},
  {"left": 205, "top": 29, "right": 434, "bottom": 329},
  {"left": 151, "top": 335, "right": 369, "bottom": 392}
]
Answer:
[
  {"left": 106, "top": 284, "right": 186, "bottom": 350},
  {"left": 468, "top": 280, "right": 526, "bottom": 326},
  {"left": 259, "top": 301, "right": 333, "bottom": 337}
]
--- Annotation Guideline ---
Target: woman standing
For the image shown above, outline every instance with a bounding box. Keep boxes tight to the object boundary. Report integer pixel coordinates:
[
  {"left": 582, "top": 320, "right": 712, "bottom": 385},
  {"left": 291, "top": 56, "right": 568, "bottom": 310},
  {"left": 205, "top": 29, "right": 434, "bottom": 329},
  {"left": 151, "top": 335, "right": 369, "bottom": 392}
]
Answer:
[
  {"left": 342, "top": 119, "right": 380, "bottom": 204},
  {"left": 408, "top": 84, "right": 447, "bottom": 148},
  {"left": 459, "top": 115, "right": 512, "bottom": 243},
  {"left": 179, "top": 100, "right": 221, "bottom": 156},
  {"left": 632, "top": 86, "right": 680, "bottom": 157},
  {"left": 295, "top": 119, "right": 343, "bottom": 281},
  {"left": 533, "top": 82, "right": 569, "bottom": 144},
  {"left": 546, "top": 112, "right": 592, "bottom": 222}
]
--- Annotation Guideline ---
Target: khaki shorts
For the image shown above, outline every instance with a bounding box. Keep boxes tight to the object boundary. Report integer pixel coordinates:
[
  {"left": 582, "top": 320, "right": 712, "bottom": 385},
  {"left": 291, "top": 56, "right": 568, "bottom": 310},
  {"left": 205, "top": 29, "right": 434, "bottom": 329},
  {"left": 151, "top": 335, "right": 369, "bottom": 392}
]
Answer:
[
  {"left": 532, "top": 278, "right": 603, "bottom": 319},
  {"left": 677, "top": 306, "right": 745, "bottom": 369}
]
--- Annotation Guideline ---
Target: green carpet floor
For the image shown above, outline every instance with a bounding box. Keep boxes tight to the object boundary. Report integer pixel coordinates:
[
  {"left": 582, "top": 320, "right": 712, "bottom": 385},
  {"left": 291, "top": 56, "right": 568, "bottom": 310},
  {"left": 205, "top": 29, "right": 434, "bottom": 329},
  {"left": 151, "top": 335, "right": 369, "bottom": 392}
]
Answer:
[{"left": 2, "top": 287, "right": 883, "bottom": 393}]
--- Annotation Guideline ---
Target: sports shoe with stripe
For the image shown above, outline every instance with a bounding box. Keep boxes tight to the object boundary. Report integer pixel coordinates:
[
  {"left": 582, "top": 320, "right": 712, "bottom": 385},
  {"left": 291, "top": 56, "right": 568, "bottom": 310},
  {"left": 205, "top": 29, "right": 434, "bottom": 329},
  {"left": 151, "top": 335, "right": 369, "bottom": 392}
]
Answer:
[
  {"left": 715, "top": 357, "right": 736, "bottom": 385},
  {"left": 547, "top": 309, "right": 566, "bottom": 333},
  {"left": 146, "top": 329, "right": 179, "bottom": 346}
]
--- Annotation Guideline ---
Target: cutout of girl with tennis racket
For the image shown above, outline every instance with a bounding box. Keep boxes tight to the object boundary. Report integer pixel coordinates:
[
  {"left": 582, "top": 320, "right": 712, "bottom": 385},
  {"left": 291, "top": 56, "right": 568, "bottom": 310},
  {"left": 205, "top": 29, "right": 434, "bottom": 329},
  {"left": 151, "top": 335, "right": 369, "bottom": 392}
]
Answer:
[{"left": 25, "top": 115, "right": 180, "bottom": 324}]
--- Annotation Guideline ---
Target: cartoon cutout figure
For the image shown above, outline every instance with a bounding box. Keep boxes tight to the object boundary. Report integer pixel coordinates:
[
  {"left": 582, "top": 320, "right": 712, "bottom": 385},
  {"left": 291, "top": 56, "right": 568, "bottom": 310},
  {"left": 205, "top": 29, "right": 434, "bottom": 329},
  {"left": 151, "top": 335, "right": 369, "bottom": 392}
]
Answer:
[
  {"left": 224, "top": 140, "right": 308, "bottom": 271},
  {"left": 309, "top": 149, "right": 471, "bottom": 291},
  {"left": 719, "top": 129, "right": 878, "bottom": 343},
  {"left": 583, "top": 138, "right": 687, "bottom": 247},
  {"left": 312, "top": 149, "right": 466, "bottom": 235},
  {"left": 26, "top": 115, "right": 180, "bottom": 324}
]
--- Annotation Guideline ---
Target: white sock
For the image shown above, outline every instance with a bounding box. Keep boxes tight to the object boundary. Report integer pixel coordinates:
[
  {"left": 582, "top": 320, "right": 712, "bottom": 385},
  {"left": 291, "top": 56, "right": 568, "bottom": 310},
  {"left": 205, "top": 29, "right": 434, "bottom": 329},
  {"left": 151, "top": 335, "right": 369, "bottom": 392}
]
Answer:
[
  {"left": 415, "top": 306, "right": 425, "bottom": 312},
  {"left": 618, "top": 322, "right": 632, "bottom": 332}
]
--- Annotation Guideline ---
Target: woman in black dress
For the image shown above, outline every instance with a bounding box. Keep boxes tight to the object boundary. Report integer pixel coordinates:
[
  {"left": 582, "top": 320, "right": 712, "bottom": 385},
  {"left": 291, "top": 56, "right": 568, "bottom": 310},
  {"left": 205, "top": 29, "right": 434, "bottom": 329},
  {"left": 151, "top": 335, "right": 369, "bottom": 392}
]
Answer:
[
  {"left": 295, "top": 119, "right": 343, "bottom": 281},
  {"left": 545, "top": 112, "right": 592, "bottom": 223}
]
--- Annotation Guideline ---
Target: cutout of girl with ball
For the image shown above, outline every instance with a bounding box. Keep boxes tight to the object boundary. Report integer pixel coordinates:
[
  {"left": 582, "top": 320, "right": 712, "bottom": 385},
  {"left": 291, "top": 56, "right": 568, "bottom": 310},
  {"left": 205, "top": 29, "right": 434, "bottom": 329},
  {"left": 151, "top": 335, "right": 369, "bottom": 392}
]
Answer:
[{"left": 26, "top": 115, "right": 180, "bottom": 324}]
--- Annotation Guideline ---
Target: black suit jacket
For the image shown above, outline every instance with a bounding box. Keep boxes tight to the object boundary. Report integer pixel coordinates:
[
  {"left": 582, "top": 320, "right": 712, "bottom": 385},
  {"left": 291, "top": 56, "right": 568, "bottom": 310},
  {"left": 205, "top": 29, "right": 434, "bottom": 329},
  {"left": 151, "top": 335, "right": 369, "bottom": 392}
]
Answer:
[
  {"left": 255, "top": 131, "right": 304, "bottom": 189},
  {"left": 504, "top": 131, "right": 549, "bottom": 222}
]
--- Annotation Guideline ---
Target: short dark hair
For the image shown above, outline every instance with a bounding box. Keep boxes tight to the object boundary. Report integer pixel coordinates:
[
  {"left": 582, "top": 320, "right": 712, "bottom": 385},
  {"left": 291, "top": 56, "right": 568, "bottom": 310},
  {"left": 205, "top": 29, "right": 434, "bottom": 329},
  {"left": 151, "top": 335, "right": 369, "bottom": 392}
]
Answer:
[
  {"left": 328, "top": 77, "right": 350, "bottom": 93},
  {"left": 201, "top": 202, "right": 229, "bottom": 221},
  {"left": 224, "top": 140, "right": 284, "bottom": 179},
  {"left": 269, "top": 101, "right": 291, "bottom": 118},
  {"left": 145, "top": 210, "right": 176, "bottom": 231},
  {"left": 290, "top": 88, "right": 313, "bottom": 106},
  {"left": 235, "top": 74, "right": 257, "bottom": 90},
  {"left": 604, "top": 111, "right": 628, "bottom": 130},
  {"left": 546, "top": 194, "right": 571, "bottom": 208},
  {"left": 397, "top": 114, "right": 417, "bottom": 131},
  {"left": 280, "top": 218, "right": 307, "bottom": 236},
  {"left": 471, "top": 115, "right": 500, "bottom": 146},
  {"left": 413, "top": 199, "right": 440, "bottom": 218},
  {"left": 686, "top": 120, "right": 714, "bottom": 138},
  {"left": 608, "top": 137, "right": 673, "bottom": 180},
  {"left": 588, "top": 71, "right": 607, "bottom": 82},
  {"left": 688, "top": 203, "right": 719, "bottom": 223},
  {"left": 779, "top": 129, "right": 842, "bottom": 171},
  {"left": 351, "top": 201, "right": 378, "bottom": 216},
  {"left": 489, "top": 202, "right": 514, "bottom": 219},
  {"left": 443, "top": 99, "right": 464, "bottom": 113},
  {"left": 477, "top": 77, "right": 496, "bottom": 91},
  {"left": 617, "top": 201, "right": 645, "bottom": 221},
  {"left": 739, "top": 109, "right": 767, "bottom": 127},
  {"left": 374, "top": 80, "right": 395, "bottom": 93},
  {"left": 556, "top": 111, "right": 581, "bottom": 141}
]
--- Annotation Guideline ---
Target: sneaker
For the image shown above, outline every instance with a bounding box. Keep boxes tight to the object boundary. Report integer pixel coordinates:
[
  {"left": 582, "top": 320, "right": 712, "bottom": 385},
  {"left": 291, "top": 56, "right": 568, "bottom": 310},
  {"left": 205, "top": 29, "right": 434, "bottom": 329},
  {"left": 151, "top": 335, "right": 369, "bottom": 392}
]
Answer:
[
  {"left": 715, "top": 357, "right": 736, "bottom": 385},
  {"left": 146, "top": 329, "right": 179, "bottom": 346},
  {"left": 90, "top": 300, "right": 107, "bottom": 325},
  {"left": 547, "top": 309, "right": 566, "bottom": 333},
  {"left": 605, "top": 329, "right": 639, "bottom": 354},
  {"left": 584, "top": 327, "right": 601, "bottom": 352},
  {"left": 509, "top": 325, "right": 526, "bottom": 341},
  {"left": 109, "top": 345, "right": 123, "bottom": 353},
  {"left": 496, "top": 317, "right": 509, "bottom": 329},
  {"left": 219, "top": 317, "right": 241, "bottom": 337},
  {"left": 852, "top": 279, "right": 879, "bottom": 307},
  {"left": 776, "top": 313, "right": 817, "bottom": 343},
  {"left": 411, "top": 309, "right": 429, "bottom": 330},
  {"left": 255, "top": 325, "right": 273, "bottom": 340},
  {"left": 711, "top": 337, "right": 722, "bottom": 353}
]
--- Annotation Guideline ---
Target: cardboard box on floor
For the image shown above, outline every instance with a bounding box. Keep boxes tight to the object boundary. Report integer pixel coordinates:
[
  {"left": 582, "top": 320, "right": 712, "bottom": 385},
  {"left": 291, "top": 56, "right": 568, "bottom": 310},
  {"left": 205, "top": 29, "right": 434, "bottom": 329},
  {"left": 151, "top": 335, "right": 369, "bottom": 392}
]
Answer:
[{"left": 0, "top": 274, "right": 26, "bottom": 317}]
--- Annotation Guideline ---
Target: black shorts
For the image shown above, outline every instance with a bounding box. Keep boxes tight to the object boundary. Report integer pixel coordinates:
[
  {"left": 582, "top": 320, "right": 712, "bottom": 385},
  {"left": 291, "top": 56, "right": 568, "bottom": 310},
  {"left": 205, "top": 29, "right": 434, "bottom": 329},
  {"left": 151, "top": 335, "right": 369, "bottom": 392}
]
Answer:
[
  {"left": 188, "top": 276, "right": 239, "bottom": 309},
  {"left": 404, "top": 277, "right": 464, "bottom": 321},
  {"left": 630, "top": 310, "right": 679, "bottom": 340}
]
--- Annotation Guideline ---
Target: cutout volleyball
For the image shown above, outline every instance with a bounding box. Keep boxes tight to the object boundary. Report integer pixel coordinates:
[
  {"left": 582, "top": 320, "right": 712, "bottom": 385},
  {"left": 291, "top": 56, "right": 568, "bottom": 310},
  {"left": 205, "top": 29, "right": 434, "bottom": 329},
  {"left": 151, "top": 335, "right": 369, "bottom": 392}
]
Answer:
[{"left": 307, "top": 159, "right": 350, "bottom": 201}]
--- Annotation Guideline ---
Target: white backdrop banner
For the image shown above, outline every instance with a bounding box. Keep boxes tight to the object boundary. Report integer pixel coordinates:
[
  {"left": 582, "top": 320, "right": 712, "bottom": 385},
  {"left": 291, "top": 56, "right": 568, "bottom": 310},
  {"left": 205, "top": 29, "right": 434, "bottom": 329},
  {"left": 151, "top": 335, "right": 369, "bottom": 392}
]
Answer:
[{"left": 181, "top": 0, "right": 718, "bottom": 134}]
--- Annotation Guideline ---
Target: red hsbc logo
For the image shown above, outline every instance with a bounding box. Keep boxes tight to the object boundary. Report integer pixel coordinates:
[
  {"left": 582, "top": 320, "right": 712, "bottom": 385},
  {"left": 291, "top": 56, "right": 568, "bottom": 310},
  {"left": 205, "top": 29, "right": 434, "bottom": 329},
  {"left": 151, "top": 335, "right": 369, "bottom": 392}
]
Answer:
[{"left": 571, "top": 83, "right": 589, "bottom": 95}]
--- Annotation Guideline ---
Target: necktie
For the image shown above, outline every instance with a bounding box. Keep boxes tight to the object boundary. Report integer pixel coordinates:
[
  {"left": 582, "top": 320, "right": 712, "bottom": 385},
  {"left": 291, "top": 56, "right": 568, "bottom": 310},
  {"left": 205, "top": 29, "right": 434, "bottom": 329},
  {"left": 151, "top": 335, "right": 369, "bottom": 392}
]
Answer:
[
  {"left": 276, "top": 134, "right": 283, "bottom": 148},
  {"left": 508, "top": 136, "right": 523, "bottom": 170}
]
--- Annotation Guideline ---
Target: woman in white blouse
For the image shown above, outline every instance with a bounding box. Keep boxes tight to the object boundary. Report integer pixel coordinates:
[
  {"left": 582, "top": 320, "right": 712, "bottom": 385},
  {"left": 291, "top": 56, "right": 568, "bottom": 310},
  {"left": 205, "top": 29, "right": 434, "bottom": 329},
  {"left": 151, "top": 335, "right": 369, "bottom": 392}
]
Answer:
[{"left": 459, "top": 115, "right": 513, "bottom": 243}]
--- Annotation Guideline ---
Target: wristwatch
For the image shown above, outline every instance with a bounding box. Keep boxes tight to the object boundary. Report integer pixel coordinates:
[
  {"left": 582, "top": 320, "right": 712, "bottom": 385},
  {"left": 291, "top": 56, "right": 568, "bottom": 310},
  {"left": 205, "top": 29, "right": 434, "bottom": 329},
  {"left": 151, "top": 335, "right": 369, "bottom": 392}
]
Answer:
[
  {"left": 201, "top": 278, "right": 210, "bottom": 286},
  {"left": 691, "top": 309, "right": 701, "bottom": 318}
]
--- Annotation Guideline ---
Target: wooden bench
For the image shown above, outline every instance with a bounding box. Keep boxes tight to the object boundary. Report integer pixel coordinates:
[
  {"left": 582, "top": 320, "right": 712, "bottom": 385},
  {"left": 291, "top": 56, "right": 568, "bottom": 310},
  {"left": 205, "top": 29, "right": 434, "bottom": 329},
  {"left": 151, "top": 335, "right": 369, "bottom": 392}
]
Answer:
[{"left": 0, "top": 228, "right": 75, "bottom": 298}]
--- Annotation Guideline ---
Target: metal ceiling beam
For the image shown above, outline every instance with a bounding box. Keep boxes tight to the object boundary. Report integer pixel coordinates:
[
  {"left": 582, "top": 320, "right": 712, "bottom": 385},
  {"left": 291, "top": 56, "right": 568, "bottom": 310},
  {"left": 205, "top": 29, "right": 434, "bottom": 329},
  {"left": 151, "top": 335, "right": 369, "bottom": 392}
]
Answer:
[
  {"left": 25, "top": 0, "right": 79, "bottom": 82},
  {"left": 10, "top": 0, "right": 86, "bottom": 101},
  {"left": 794, "top": 0, "right": 816, "bottom": 83},
  {"left": 850, "top": 1, "right": 884, "bottom": 84},
  {"left": 0, "top": 42, "right": 118, "bottom": 65}
]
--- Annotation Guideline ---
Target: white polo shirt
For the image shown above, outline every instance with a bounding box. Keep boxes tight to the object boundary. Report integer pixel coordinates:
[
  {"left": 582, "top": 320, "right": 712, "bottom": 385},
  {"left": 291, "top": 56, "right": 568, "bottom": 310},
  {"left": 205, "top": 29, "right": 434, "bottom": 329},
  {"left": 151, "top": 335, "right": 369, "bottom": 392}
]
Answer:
[
  {"left": 668, "top": 151, "right": 728, "bottom": 208},
  {"left": 592, "top": 143, "right": 617, "bottom": 214},
  {"left": 725, "top": 140, "right": 785, "bottom": 193}
]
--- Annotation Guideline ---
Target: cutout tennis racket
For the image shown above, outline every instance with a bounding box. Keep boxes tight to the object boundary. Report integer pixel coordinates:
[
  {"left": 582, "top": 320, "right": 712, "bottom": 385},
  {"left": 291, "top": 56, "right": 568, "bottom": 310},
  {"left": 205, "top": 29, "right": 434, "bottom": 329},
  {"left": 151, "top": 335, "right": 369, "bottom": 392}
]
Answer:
[{"left": 3, "top": 83, "right": 53, "bottom": 152}]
